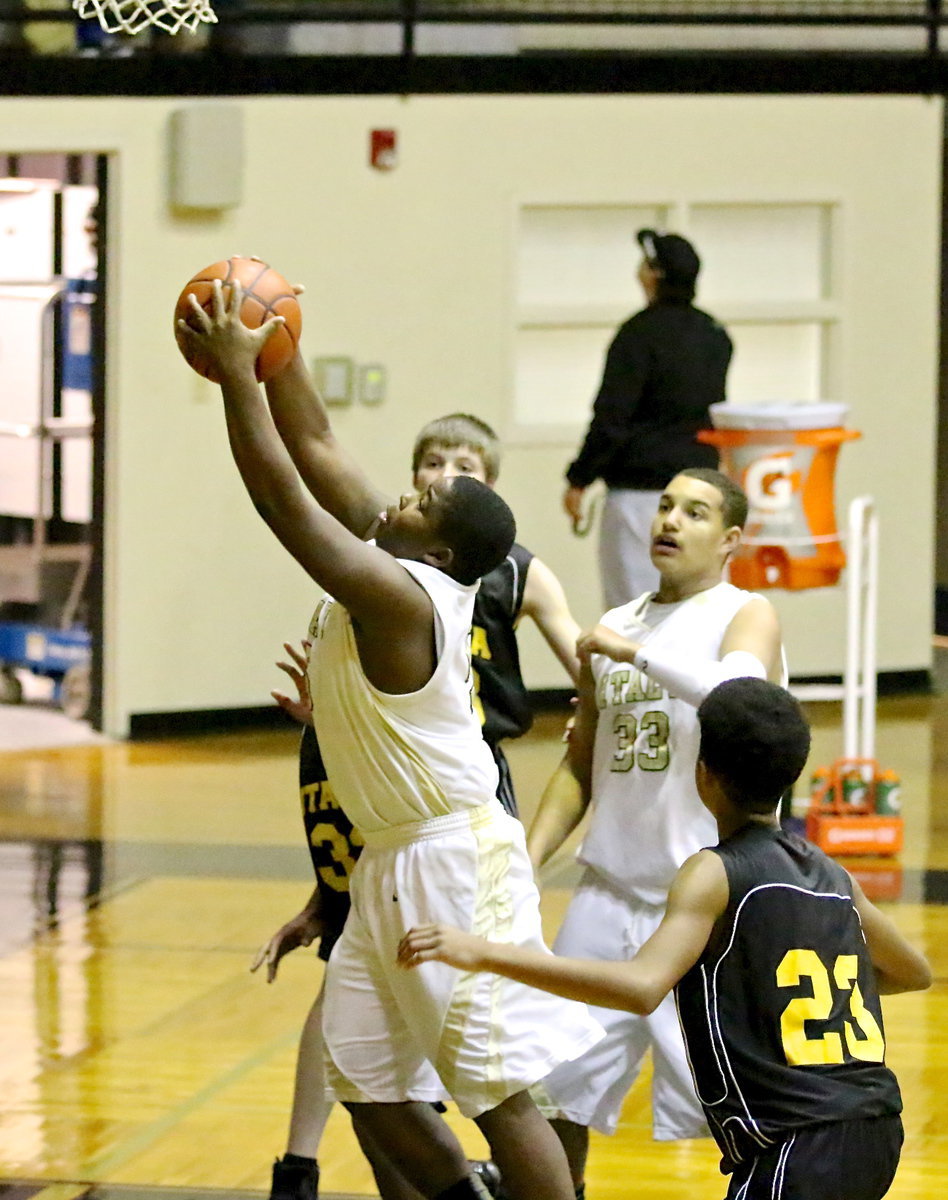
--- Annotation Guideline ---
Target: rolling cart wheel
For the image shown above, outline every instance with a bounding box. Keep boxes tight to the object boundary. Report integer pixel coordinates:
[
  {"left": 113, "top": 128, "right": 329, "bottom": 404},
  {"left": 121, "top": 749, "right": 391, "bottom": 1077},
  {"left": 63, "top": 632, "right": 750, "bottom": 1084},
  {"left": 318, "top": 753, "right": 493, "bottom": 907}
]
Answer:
[
  {"left": 61, "top": 663, "right": 91, "bottom": 721},
  {"left": 0, "top": 668, "right": 24, "bottom": 705}
]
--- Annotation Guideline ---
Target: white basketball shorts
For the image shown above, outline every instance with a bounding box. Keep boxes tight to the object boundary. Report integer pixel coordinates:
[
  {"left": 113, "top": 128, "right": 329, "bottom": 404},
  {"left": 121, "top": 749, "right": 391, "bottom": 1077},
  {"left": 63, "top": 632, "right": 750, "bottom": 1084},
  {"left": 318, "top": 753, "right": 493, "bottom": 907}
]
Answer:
[
  {"left": 535, "top": 868, "right": 709, "bottom": 1140},
  {"left": 322, "top": 803, "right": 605, "bottom": 1119}
]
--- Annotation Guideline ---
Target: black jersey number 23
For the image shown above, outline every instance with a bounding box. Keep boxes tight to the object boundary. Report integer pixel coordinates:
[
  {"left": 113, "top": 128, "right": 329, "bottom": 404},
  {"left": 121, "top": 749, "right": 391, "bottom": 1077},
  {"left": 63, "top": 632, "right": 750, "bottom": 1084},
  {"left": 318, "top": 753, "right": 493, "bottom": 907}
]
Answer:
[{"left": 776, "top": 948, "right": 885, "bottom": 1066}]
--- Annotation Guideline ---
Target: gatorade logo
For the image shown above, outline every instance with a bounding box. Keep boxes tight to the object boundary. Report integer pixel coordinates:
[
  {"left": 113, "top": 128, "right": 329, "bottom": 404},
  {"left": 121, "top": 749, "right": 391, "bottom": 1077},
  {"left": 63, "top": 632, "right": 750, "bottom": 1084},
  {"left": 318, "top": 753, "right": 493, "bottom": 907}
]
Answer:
[{"left": 744, "top": 453, "right": 801, "bottom": 514}]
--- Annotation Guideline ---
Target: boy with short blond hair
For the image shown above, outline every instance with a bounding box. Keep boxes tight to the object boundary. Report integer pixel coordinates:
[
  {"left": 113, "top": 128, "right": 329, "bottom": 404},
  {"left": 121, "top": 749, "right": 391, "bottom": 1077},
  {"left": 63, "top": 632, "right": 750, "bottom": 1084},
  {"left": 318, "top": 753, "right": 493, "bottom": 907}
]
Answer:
[{"left": 412, "top": 413, "right": 502, "bottom": 485}]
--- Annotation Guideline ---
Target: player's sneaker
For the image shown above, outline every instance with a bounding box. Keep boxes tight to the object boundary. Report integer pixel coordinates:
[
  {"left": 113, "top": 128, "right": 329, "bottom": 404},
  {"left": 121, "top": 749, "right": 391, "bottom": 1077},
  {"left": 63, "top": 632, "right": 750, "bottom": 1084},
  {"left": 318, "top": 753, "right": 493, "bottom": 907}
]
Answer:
[{"left": 269, "top": 1154, "right": 319, "bottom": 1200}]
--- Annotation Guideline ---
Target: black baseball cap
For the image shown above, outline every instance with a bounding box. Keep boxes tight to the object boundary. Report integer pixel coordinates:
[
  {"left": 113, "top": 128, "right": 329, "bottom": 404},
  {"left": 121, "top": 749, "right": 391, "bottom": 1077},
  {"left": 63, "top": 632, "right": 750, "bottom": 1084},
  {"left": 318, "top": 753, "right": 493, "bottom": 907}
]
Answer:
[{"left": 636, "top": 228, "right": 701, "bottom": 287}]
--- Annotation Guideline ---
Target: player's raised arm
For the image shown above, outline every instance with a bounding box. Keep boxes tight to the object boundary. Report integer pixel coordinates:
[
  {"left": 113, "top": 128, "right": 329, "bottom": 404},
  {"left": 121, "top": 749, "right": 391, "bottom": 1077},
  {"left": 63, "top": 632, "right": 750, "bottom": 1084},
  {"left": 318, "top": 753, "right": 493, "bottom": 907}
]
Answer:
[
  {"left": 399, "top": 849, "right": 727, "bottom": 1014},
  {"left": 177, "top": 282, "right": 433, "bottom": 642},
  {"left": 265, "top": 351, "right": 388, "bottom": 539}
]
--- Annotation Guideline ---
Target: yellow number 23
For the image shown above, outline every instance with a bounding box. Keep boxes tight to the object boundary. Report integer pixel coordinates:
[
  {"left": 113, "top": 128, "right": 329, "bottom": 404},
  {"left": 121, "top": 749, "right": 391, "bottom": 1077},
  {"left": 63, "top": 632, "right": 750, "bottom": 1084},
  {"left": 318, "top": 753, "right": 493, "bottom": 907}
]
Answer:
[{"left": 776, "top": 948, "right": 885, "bottom": 1066}]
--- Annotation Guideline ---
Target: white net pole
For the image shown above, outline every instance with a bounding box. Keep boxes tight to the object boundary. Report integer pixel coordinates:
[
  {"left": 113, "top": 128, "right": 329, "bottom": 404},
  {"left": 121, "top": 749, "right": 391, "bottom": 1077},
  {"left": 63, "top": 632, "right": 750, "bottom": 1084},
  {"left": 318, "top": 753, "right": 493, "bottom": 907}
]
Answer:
[
  {"left": 842, "top": 497, "right": 864, "bottom": 761},
  {"left": 860, "top": 499, "right": 879, "bottom": 763}
]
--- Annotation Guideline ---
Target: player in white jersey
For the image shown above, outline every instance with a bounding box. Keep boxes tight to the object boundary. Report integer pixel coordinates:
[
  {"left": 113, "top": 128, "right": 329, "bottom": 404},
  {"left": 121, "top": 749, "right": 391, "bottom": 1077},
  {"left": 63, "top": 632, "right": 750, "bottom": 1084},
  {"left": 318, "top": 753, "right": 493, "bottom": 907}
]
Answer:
[
  {"left": 179, "top": 282, "right": 603, "bottom": 1200},
  {"left": 526, "top": 467, "right": 784, "bottom": 1199}
]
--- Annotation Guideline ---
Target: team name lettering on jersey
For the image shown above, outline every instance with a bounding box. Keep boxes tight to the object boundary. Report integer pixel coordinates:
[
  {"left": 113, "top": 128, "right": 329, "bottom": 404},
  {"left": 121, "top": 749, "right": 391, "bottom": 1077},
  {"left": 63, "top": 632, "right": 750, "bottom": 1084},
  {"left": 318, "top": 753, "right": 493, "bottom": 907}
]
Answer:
[
  {"left": 300, "top": 777, "right": 365, "bottom": 893},
  {"left": 595, "top": 665, "right": 663, "bottom": 709}
]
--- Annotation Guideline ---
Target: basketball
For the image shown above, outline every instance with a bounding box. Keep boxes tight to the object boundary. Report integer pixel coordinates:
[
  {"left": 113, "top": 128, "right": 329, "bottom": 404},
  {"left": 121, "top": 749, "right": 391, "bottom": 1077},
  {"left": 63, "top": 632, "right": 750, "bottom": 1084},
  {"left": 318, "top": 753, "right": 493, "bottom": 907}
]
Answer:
[{"left": 174, "top": 256, "right": 303, "bottom": 383}]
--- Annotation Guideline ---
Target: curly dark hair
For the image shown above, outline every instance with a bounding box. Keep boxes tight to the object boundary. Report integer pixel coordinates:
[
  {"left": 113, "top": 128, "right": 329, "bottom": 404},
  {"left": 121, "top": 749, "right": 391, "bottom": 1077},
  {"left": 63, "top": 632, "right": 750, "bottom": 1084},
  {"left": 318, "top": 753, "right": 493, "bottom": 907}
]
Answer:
[
  {"left": 436, "top": 475, "right": 516, "bottom": 586},
  {"left": 698, "top": 678, "right": 810, "bottom": 814}
]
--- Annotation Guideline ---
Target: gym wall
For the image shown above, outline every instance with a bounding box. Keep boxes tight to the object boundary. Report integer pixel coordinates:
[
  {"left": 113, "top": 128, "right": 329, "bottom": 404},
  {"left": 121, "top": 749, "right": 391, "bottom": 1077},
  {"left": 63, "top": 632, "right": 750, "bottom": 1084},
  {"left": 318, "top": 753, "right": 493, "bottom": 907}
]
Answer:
[{"left": 1, "top": 94, "right": 939, "bottom": 736}]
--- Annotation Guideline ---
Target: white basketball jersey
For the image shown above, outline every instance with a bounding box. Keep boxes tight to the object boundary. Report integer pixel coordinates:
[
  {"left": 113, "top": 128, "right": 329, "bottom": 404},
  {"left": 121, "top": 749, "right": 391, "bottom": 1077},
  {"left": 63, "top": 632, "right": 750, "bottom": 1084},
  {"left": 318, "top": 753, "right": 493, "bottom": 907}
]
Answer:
[
  {"left": 306, "top": 558, "right": 499, "bottom": 835},
  {"left": 578, "top": 582, "right": 768, "bottom": 905}
]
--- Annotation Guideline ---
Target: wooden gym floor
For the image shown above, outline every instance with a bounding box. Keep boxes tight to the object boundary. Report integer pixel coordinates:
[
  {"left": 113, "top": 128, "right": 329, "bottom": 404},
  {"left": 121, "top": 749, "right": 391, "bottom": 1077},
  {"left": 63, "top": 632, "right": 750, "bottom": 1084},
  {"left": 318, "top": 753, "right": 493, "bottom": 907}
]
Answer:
[{"left": 1, "top": 676, "right": 948, "bottom": 1200}]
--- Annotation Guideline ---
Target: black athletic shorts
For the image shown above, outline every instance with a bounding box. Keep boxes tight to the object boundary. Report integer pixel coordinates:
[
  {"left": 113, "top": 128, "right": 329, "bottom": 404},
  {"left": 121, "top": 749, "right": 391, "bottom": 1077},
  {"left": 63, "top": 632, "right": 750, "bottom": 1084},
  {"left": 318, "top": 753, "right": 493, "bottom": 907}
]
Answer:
[
  {"left": 490, "top": 742, "right": 518, "bottom": 819},
  {"left": 725, "top": 1114, "right": 903, "bottom": 1200}
]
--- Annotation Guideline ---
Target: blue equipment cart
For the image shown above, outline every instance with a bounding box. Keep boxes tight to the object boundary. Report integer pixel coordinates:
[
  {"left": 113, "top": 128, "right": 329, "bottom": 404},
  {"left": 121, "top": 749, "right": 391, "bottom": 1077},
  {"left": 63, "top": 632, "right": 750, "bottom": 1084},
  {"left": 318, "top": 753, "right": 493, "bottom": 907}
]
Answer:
[{"left": 0, "top": 621, "right": 92, "bottom": 719}]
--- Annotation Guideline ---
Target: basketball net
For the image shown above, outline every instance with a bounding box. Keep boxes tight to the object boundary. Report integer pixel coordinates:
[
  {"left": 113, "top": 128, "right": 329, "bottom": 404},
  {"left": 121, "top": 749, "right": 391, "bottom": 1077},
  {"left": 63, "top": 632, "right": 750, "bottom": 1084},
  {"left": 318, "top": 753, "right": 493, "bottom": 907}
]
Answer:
[{"left": 72, "top": 0, "right": 217, "bottom": 35}]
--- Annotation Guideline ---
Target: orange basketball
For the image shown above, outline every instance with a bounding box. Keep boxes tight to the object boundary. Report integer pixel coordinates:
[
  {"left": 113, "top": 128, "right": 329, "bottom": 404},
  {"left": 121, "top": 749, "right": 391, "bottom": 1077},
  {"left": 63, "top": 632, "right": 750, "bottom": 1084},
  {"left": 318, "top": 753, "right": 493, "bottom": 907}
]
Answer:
[{"left": 174, "top": 256, "right": 302, "bottom": 383}]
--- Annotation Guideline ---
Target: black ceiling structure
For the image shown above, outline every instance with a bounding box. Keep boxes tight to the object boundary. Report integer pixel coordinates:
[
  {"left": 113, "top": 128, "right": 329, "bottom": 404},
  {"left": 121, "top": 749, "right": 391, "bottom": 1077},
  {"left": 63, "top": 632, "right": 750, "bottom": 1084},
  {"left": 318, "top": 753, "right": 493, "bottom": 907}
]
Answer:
[{"left": 2, "top": 0, "right": 948, "bottom": 94}]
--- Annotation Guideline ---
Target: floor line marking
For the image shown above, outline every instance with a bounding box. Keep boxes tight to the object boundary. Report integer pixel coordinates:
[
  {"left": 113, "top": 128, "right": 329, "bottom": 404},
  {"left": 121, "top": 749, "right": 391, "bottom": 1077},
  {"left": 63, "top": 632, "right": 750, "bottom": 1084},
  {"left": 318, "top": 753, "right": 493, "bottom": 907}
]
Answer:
[{"left": 82, "top": 1028, "right": 300, "bottom": 1176}]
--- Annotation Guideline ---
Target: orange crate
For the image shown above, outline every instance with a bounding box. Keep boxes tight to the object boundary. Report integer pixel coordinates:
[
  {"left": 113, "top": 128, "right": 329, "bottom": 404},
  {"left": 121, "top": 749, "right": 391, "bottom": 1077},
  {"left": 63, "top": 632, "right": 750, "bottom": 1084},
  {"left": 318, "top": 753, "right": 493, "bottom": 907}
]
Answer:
[{"left": 805, "top": 812, "right": 903, "bottom": 857}]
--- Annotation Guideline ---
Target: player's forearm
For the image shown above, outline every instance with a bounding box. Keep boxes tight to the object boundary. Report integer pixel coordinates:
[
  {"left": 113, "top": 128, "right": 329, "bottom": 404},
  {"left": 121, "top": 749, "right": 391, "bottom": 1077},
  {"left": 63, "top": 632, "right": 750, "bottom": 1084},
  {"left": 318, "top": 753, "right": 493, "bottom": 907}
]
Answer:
[
  {"left": 540, "top": 616, "right": 582, "bottom": 685},
  {"left": 876, "top": 969, "right": 932, "bottom": 995},
  {"left": 853, "top": 885, "right": 932, "bottom": 995},
  {"left": 265, "top": 354, "right": 383, "bottom": 536},
  {"left": 872, "top": 945, "right": 932, "bottom": 994},
  {"left": 300, "top": 884, "right": 323, "bottom": 919},
  {"left": 634, "top": 646, "right": 767, "bottom": 709},
  {"left": 220, "top": 369, "right": 304, "bottom": 522},
  {"left": 476, "top": 942, "right": 659, "bottom": 1014},
  {"left": 522, "top": 561, "right": 582, "bottom": 685},
  {"left": 526, "top": 757, "right": 589, "bottom": 869},
  {"left": 219, "top": 372, "right": 358, "bottom": 585},
  {"left": 266, "top": 353, "right": 333, "bottom": 442}
]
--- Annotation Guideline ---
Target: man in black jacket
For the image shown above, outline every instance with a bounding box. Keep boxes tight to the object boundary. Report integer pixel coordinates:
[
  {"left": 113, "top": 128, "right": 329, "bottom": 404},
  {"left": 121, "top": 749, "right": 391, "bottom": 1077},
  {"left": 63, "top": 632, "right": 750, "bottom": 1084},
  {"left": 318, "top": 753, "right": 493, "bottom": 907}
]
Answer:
[{"left": 564, "top": 229, "right": 733, "bottom": 609}]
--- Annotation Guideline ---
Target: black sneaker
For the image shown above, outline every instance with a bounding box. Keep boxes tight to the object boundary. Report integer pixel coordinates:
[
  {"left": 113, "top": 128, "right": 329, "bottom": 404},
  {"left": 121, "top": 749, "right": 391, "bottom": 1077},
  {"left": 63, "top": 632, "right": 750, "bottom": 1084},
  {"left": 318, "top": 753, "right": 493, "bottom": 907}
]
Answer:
[
  {"left": 469, "top": 1160, "right": 505, "bottom": 1199},
  {"left": 270, "top": 1154, "right": 319, "bottom": 1200}
]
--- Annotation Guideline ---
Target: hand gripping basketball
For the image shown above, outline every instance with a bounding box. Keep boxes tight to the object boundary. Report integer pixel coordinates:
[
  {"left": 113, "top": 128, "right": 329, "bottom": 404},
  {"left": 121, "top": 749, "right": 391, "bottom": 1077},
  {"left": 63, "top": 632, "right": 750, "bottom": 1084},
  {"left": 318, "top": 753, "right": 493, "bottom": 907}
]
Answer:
[
  {"left": 174, "top": 256, "right": 302, "bottom": 383},
  {"left": 176, "top": 276, "right": 285, "bottom": 383}
]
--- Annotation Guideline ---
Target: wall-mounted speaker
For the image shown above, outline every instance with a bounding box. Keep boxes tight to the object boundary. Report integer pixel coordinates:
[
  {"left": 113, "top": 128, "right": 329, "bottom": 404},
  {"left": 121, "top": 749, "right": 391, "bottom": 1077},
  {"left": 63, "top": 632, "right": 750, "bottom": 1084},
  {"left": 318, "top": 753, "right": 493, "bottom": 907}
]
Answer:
[{"left": 169, "top": 104, "right": 244, "bottom": 210}]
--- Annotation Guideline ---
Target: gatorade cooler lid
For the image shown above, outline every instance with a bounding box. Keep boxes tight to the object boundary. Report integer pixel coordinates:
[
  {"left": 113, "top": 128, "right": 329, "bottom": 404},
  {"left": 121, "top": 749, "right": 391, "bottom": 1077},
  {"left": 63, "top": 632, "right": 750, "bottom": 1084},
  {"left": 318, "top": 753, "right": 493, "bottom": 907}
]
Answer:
[{"left": 710, "top": 402, "right": 849, "bottom": 431}]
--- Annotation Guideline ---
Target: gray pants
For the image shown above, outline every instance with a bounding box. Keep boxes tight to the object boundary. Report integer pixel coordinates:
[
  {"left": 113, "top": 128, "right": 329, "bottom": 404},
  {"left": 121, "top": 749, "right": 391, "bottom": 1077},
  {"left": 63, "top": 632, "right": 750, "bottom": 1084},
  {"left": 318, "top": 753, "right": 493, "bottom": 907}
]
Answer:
[{"left": 599, "top": 489, "right": 661, "bottom": 611}]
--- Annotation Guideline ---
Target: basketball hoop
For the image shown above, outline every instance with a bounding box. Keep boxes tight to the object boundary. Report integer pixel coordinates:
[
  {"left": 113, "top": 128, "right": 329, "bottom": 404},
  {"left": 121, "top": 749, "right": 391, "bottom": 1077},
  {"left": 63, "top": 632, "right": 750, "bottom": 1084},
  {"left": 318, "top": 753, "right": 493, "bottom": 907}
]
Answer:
[{"left": 72, "top": 0, "right": 217, "bottom": 35}]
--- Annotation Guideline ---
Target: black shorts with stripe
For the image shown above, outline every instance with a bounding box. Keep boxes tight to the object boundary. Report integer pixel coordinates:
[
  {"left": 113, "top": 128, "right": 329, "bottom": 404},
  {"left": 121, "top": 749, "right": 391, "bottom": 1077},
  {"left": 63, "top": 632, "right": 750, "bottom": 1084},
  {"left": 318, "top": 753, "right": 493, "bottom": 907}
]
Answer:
[{"left": 725, "top": 1114, "right": 903, "bottom": 1200}]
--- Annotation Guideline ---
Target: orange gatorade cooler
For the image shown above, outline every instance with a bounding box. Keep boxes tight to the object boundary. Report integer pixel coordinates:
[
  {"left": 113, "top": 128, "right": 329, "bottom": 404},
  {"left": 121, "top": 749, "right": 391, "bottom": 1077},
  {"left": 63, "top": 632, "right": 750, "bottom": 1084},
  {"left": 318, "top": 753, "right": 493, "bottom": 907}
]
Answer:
[{"left": 699, "top": 403, "right": 860, "bottom": 590}]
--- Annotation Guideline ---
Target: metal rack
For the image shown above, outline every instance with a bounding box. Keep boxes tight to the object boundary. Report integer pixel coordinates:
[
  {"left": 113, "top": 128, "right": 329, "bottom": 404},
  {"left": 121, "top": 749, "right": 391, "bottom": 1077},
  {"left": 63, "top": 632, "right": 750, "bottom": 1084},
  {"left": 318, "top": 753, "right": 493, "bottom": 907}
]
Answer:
[
  {"left": 0, "top": 282, "right": 93, "bottom": 718},
  {"left": 790, "top": 495, "right": 879, "bottom": 762}
]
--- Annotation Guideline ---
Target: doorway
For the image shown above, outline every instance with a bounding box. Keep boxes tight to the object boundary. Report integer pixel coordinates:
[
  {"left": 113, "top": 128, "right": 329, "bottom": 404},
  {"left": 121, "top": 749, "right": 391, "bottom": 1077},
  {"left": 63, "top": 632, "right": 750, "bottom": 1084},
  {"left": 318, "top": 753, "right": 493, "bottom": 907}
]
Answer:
[{"left": 0, "top": 152, "right": 106, "bottom": 734}]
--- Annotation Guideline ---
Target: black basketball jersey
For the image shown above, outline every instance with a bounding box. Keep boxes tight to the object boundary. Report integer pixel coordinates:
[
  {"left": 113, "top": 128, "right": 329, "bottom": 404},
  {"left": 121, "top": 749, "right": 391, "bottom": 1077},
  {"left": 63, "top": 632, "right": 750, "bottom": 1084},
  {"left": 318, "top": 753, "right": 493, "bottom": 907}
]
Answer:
[
  {"left": 298, "top": 722, "right": 362, "bottom": 957},
  {"left": 675, "top": 823, "right": 902, "bottom": 1175},
  {"left": 471, "top": 542, "right": 534, "bottom": 746}
]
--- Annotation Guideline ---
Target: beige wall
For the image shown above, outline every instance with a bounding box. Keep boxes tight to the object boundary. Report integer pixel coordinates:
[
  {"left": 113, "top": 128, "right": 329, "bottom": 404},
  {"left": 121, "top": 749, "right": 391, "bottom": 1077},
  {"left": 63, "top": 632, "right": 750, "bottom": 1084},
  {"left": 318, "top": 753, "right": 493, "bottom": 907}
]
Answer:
[{"left": 0, "top": 94, "right": 940, "bottom": 736}]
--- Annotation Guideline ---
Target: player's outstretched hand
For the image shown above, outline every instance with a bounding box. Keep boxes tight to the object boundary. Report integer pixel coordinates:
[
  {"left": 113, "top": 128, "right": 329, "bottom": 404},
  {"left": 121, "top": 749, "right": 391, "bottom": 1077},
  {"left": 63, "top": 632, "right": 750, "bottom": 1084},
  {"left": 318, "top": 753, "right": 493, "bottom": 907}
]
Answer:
[
  {"left": 397, "top": 924, "right": 488, "bottom": 972},
  {"left": 576, "top": 624, "right": 640, "bottom": 666},
  {"left": 250, "top": 909, "right": 324, "bottom": 983},
  {"left": 272, "top": 639, "right": 313, "bottom": 725},
  {"left": 176, "top": 278, "right": 285, "bottom": 378}
]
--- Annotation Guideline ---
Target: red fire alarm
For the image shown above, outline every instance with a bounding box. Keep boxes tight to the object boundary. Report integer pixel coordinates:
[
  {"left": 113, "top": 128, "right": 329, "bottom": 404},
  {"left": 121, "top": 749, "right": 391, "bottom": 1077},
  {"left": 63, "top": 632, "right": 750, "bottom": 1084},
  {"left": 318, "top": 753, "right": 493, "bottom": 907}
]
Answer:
[{"left": 370, "top": 128, "right": 398, "bottom": 171}]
